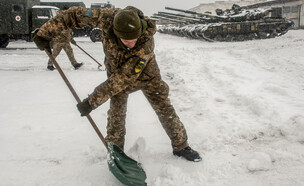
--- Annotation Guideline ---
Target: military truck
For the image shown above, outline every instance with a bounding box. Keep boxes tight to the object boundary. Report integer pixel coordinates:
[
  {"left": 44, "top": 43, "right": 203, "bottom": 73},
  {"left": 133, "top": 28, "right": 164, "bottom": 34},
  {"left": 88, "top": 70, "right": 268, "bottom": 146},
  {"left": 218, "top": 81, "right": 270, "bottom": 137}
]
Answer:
[
  {"left": 40, "top": 1, "right": 86, "bottom": 10},
  {"left": 40, "top": 1, "right": 90, "bottom": 37},
  {"left": 0, "top": 0, "right": 59, "bottom": 48}
]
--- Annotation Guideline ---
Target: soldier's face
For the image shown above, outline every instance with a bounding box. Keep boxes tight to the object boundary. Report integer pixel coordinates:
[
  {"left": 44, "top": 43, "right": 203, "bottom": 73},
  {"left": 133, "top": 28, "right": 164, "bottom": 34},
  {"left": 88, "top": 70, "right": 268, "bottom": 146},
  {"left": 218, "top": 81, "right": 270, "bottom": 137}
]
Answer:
[{"left": 120, "top": 38, "right": 138, "bottom": 49}]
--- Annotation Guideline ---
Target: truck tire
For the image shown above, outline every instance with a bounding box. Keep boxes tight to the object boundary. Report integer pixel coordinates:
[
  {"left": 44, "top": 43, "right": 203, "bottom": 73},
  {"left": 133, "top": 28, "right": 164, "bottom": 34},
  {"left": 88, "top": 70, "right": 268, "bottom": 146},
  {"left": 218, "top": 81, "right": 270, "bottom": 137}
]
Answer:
[
  {"left": 90, "top": 28, "right": 102, "bottom": 42},
  {"left": 0, "top": 35, "right": 9, "bottom": 48}
]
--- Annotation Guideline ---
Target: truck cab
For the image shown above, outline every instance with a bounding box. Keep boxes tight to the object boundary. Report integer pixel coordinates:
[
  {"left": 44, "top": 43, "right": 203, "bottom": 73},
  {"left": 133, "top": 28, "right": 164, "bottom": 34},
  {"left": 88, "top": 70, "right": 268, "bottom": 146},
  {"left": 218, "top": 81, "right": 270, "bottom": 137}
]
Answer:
[
  {"left": 31, "top": 6, "right": 59, "bottom": 34},
  {"left": 0, "top": 0, "right": 59, "bottom": 48}
]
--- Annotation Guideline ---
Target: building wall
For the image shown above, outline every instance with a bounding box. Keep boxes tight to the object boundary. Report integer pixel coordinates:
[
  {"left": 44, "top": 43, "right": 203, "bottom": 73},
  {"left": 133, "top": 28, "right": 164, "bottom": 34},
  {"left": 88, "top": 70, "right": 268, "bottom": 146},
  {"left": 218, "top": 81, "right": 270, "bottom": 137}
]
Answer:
[
  {"left": 301, "top": 3, "right": 304, "bottom": 28},
  {"left": 244, "top": 0, "right": 303, "bottom": 29}
]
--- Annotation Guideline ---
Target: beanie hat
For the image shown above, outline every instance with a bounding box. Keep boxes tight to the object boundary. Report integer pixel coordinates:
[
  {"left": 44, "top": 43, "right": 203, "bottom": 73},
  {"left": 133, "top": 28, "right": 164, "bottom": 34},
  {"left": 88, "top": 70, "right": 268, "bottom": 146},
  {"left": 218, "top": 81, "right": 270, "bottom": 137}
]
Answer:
[{"left": 113, "top": 10, "right": 142, "bottom": 40}]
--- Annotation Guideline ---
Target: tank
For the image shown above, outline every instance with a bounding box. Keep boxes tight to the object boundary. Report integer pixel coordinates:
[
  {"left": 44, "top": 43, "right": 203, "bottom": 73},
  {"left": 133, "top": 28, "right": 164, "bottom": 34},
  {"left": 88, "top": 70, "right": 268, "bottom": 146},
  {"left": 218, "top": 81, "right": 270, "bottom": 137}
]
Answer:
[{"left": 155, "top": 5, "right": 294, "bottom": 42}]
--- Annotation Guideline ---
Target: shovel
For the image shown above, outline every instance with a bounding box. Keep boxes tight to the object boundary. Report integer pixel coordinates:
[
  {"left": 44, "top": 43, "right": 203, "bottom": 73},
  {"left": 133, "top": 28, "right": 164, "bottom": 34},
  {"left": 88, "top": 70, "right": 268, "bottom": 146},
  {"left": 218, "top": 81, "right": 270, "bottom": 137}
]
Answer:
[
  {"left": 71, "top": 41, "right": 103, "bottom": 70},
  {"left": 45, "top": 49, "right": 147, "bottom": 186}
]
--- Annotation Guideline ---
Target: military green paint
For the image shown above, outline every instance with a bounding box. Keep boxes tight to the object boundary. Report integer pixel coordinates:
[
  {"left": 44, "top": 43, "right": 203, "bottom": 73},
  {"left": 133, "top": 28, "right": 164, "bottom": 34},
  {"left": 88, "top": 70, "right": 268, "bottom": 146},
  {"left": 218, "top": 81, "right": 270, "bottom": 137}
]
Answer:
[
  {"left": 0, "top": 0, "right": 58, "bottom": 47},
  {"left": 107, "top": 142, "right": 147, "bottom": 186}
]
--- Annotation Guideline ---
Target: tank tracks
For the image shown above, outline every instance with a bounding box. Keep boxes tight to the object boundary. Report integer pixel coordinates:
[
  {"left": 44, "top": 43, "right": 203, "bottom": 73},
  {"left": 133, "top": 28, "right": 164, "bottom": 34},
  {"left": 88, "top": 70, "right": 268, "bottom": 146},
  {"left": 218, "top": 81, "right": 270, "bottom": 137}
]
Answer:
[{"left": 158, "top": 18, "right": 294, "bottom": 42}]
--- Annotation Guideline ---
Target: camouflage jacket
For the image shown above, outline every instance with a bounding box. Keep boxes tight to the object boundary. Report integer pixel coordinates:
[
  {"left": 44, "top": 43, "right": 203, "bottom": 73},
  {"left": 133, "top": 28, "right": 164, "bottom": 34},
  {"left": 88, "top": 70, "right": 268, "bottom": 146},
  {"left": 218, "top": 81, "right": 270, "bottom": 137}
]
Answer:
[
  {"left": 37, "top": 6, "right": 159, "bottom": 109},
  {"left": 50, "top": 10, "right": 73, "bottom": 43},
  {"left": 53, "top": 30, "right": 73, "bottom": 43}
]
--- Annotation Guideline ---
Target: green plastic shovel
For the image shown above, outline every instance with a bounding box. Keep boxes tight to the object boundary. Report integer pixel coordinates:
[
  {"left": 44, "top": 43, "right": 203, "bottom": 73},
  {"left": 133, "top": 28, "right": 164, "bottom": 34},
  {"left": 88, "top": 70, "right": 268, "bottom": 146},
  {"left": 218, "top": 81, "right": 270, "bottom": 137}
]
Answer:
[
  {"left": 107, "top": 142, "right": 147, "bottom": 186},
  {"left": 45, "top": 50, "right": 147, "bottom": 186}
]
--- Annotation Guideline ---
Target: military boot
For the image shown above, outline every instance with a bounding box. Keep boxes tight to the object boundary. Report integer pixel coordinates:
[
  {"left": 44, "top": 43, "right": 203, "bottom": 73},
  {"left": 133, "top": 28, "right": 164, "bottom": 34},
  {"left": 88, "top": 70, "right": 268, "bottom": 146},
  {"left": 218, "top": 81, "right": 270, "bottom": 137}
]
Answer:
[
  {"left": 73, "top": 62, "right": 83, "bottom": 70},
  {"left": 47, "top": 65, "right": 55, "bottom": 71},
  {"left": 173, "top": 146, "right": 202, "bottom": 162}
]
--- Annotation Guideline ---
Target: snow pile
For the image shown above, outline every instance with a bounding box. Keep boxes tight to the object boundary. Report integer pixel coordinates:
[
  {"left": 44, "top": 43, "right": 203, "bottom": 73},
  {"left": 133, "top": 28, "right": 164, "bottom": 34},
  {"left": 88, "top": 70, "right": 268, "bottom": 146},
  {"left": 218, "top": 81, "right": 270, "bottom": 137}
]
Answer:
[
  {"left": 247, "top": 152, "right": 272, "bottom": 172},
  {"left": 280, "top": 115, "right": 304, "bottom": 143}
]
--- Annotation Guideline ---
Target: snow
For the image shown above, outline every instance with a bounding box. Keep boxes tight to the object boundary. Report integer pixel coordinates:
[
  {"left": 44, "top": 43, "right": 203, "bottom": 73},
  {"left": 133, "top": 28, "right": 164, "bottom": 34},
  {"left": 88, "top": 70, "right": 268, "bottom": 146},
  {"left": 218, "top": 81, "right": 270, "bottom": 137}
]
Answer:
[
  {"left": 32, "top": 5, "right": 60, "bottom": 10},
  {"left": 1, "top": 30, "right": 304, "bottom": 186},
  {"left": 247, "top": 152, "right": 272, "bottom": 172}
]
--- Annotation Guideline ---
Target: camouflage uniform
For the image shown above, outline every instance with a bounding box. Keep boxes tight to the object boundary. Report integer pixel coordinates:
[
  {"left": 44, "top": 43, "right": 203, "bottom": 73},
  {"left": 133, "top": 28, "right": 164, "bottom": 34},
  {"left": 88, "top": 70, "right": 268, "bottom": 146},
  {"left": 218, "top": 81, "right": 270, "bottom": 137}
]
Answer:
[
  {"left": 47, "top": 29, "right": 78, "bottom": 67},
  {"left": 37, "top": 6, "right": 189, "bottom": 151}
]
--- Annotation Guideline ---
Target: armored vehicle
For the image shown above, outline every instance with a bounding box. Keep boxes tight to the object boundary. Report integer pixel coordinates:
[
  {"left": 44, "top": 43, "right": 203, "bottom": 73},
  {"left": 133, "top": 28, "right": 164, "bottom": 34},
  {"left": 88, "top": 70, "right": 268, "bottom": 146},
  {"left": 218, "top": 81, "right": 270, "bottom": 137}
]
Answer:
[
  {"left": 91, "top": 2, "right": 115, "bottom": 9},
  {"left": 89, "top": 2, "right": 115, "bottom": 42},
  {"left": 155, "top": 5, "right": 294, "bottom": 42},
  {"left": 40, "top": 1, "right": 86, "bottom": 10},
  {"left": 0, "top": 0, "right": 59, "bottom": 48}
]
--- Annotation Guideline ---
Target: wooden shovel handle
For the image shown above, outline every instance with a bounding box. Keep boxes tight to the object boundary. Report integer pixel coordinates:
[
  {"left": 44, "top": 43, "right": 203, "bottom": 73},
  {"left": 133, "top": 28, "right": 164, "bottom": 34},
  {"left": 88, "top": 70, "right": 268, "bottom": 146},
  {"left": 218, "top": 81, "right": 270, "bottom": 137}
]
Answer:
[{"left": 45, "top": 49, "right": 108, "bottom": 150}]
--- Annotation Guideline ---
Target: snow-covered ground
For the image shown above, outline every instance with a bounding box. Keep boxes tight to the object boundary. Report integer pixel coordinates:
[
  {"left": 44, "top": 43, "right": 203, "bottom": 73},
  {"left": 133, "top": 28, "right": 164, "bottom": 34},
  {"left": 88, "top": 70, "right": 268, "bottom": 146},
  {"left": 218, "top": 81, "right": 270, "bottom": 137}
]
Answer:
[{"left": 1, "top": 30, "right": 304, "bottom": 186}]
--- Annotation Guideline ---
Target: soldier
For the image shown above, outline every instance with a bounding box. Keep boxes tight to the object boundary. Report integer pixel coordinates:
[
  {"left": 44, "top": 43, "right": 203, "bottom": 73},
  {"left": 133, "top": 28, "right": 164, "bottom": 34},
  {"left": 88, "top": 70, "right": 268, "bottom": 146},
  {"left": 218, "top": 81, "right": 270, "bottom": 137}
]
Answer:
[
  {"left": 33, "top": 6, "right": 201, "bottom": 162},
  {"left": 47, "top": 28, "right": 83, "bottom": 71}
]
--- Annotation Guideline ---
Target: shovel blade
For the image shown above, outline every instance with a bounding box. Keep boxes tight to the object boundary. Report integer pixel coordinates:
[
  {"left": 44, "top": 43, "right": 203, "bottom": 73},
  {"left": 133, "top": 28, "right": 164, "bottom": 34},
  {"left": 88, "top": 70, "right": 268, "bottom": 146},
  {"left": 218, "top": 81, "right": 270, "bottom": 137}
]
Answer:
[{"left": 107, "top": 142, "right": 147, "bottom": 186}]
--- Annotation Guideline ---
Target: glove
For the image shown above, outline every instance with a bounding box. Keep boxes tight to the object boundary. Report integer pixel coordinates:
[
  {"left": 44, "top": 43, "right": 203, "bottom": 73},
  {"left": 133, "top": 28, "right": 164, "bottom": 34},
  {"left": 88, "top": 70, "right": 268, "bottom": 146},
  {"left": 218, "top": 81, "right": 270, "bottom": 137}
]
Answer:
[
  {"left": 77, "top": 98, "right": 92, "bottom": 116},
  {"left": 32, "top": 35, "right": 52, "bottom": 53},
  {"left": 70, "top": 39, "right": 77, "bottom": 45}
]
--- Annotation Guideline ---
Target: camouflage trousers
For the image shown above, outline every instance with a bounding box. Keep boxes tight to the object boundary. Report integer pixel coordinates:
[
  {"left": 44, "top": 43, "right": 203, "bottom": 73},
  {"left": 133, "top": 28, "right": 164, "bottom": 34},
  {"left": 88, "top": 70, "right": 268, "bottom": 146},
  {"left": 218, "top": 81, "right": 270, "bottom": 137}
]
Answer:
[
  {"left": 48, "top": 42, "right": 77, "bottom": 66},
  {"left": 105, "top": 78, "right": 189, "bottom": 151}
]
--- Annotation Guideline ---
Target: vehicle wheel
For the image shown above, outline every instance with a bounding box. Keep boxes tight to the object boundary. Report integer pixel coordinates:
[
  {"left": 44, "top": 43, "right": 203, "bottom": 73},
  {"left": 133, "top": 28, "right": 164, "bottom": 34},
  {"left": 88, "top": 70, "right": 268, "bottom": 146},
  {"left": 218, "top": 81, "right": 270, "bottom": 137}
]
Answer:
[
  {"left": 90, "top": 28, "right": 102, "bottom": 42},
  {"left": 269, "top": 31, "right": 277, "bottom": 38},
  {"left": 0, "top": 35, "right": 9, "bottom": 48},
  {"left": 236, "top": 34, "right": 245, "bottom": 41},
  {"left": 257, "top": 32, "right": 267, "bottom": 39},
  {"left": 247, "top": 33, "right": 255, "bottom": 40},
  {"left": 215, "top": 34, "right": 223, "bottom": 41},
  {"left": 202, "top": 31, "right": 212, "bottom": 39},
  {"left": 225, "top": 34, "right": 234, "bottom": 42}
]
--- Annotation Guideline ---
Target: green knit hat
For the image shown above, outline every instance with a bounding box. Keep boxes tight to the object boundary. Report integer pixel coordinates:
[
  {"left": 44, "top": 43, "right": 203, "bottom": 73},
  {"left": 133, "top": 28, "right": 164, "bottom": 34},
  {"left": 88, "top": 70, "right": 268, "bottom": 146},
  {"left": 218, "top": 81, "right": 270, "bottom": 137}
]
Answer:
[{"left": 113, "top": 10, "right": 142, "bottom": 40}]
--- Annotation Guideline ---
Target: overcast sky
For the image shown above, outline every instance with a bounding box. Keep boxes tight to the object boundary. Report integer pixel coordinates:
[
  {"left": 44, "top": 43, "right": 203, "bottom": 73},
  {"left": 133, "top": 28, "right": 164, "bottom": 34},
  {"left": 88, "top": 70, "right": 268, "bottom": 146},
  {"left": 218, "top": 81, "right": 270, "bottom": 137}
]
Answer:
[
  {"left": 42, "top": 0, "right": 234, "bottom": 16},
  {"left": 105, "top": 0, "right": 220, "bottom": 16}
]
